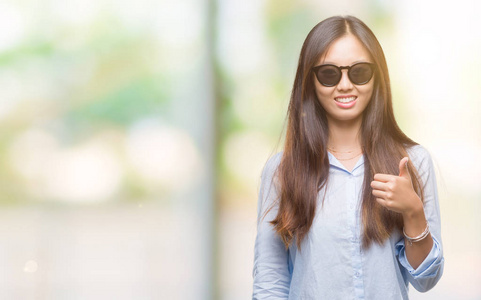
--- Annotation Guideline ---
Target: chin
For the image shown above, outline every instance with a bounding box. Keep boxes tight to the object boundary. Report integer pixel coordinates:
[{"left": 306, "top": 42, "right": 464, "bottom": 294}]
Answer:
[{"left": 331, "top": 111, "right": 363, "bottom": 122}]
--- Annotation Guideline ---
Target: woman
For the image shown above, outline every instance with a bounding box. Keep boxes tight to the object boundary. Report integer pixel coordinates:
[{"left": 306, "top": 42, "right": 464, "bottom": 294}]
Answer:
[{"left": 252, "top": 16, "right": 444, "bottom": 299}]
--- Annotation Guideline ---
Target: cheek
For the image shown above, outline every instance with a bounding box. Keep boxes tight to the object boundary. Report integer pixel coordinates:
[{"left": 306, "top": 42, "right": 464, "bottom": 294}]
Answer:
[
  {"left": 316, "top": 90, "right": 329, "bottom": 101},
  {"left": 360, "top": 84, "right": 374, "bottom": 100},
  {"left": 314, "top": 85, "right": 334, "bottom": 102}
]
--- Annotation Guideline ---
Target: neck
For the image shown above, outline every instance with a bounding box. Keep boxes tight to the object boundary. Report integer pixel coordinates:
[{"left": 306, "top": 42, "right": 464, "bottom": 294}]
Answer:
[{"left": 327, "top": 115, "right": 363, "bottom": 151}]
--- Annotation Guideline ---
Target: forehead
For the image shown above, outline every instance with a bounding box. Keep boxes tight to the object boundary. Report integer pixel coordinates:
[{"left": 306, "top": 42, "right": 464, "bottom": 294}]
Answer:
[{"left": 317, "top": 35, "right": 372, "bottom": 65}]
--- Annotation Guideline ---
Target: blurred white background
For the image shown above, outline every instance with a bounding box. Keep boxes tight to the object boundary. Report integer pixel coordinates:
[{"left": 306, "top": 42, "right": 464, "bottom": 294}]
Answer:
[{"left": 0, "top": 0, "right": 479, "bottom": 299}]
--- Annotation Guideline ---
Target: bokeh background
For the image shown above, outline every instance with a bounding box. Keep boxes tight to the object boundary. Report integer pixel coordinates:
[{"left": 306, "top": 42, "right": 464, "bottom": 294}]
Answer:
[{"left": 0, "top": 0, "right": 479, "bottom": 299}]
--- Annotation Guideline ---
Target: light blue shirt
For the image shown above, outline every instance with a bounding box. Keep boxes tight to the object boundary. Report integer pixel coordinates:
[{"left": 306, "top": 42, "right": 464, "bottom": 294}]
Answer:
[{"left": 252, "top": 145, "right": 444, "bottom": 299}]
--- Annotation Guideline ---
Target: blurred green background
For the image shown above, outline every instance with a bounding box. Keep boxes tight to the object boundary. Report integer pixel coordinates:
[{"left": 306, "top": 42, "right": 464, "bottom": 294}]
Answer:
[{"left": 0, "top": 0, "right": 479, "bottom": 299}]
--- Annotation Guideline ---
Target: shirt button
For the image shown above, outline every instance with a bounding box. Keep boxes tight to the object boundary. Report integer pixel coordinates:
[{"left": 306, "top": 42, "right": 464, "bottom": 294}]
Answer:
[
  {"left": 355, "top": 272, "right": 360, "bottom": 277},
  {"left": 350, "top": 237, "right": 356, "bottom": 243}
]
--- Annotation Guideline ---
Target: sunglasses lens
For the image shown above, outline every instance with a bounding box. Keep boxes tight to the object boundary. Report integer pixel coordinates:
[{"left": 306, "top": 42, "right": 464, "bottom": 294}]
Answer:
[
  {"left": 316, "top": 65, "right": 341, "bottom": 86},
  {"left": 349, "top": 63, "right": 374, "bottom": 85}
]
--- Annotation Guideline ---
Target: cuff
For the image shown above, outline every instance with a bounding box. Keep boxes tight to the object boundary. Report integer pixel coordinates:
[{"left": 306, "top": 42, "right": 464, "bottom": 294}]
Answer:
[{"left": 395, "top": 235, "right": 441, "bottom": 278}]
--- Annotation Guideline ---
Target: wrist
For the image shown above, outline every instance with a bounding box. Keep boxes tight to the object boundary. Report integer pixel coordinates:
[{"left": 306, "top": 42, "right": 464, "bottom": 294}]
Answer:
[
  {"left": 402, "top": 199, "right": 427, "bottom": 238},
  {"left": 402, "top": 195, "right": 424, "bottom": 220},
  {"left": 403, "top": 221, "right": 430, "bottom": 246}
]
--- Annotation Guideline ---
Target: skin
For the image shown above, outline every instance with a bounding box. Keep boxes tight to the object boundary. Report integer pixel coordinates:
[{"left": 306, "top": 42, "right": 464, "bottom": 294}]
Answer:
[{"left": 314, "top": 34, "right": 433, "bottom": 270}]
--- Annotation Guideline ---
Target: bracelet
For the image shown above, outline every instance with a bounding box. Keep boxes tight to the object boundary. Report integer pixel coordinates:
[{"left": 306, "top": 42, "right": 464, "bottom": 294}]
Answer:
[{"left": 403, "top": 222, "right": 430, "bottom": 246}]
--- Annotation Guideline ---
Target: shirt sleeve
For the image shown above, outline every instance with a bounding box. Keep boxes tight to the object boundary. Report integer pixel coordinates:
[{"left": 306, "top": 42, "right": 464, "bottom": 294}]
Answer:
[
  {"left": 395, "top": 145, "right": 445, "bottom": 292},
  {"left": 252, "top": 153, "right": 291, "bottom": 299}
]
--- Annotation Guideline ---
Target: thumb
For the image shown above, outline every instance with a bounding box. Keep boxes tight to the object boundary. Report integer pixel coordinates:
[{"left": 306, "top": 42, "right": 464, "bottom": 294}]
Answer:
[{"left": 399, "top": 157, "right": 410, "bottom": 178}]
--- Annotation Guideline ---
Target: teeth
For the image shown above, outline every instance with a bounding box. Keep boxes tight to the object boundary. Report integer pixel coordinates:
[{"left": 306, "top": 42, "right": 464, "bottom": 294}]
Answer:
[{"left": 335, "top": 96, "right": 356, "bottom": 103}]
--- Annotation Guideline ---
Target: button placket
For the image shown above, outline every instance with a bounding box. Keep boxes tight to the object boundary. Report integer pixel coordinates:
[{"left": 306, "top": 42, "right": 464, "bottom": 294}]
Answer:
[
  {"left": 352, "top": 171, "right": 366, "bottom": 299},
  {"left": 349, "top": 174, "right": 357, "bottom": 231}
]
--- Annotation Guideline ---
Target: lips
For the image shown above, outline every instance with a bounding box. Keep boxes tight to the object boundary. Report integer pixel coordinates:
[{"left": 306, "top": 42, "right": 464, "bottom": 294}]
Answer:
[
  {"left": 334, "top": 95, "right": 358, "bottom": 108},
  {"left": 334, "top": 96, "right": 357, "bottom": 103}
]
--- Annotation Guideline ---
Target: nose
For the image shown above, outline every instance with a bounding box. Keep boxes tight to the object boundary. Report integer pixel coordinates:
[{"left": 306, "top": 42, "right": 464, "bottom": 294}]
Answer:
[{"left": 337, "top": 69, "right": 353, "bottom": 91}]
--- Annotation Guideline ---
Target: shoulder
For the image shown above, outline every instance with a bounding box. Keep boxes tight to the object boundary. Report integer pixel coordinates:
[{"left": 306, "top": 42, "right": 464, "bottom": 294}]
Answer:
[
  {"left": 258, "top": 151, "right": 284, "bottom": 214},
  {"left": 406, "top": 143, "right": 435, "bottom": 175},
  {"left": 406, "top": 144, "right": 432, "bottom": 162},
  {"left": 261, "top": 151, "right": 283, "bottom": 180}
]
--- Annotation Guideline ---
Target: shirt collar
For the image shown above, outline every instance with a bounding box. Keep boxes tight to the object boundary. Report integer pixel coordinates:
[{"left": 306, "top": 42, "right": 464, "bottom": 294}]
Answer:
[{"left": 327, "top": 151, "right": 365, "bottom": 175}]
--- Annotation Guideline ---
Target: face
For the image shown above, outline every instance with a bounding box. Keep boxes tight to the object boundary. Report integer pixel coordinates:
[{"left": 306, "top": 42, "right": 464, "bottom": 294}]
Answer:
[{"left": 313, "top": 34, "right": 375, "bottom": 124}]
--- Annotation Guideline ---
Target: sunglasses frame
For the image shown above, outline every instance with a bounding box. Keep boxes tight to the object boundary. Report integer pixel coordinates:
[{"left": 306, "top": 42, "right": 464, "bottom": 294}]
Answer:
[{"left": 312, "top": 62, "right": 376, "bottom": 87}]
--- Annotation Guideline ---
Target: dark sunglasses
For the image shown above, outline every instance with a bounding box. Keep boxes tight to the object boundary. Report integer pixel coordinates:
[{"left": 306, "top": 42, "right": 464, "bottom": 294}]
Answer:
[{"left": 312, "top": 62, "right": 376, "bottom": 87}]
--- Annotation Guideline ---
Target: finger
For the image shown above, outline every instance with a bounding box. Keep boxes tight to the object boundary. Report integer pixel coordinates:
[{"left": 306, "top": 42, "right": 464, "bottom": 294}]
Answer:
[
  {"left": 372, "top": 189, "right": 387, "bottom": 199},
  {"left": 370, "top": 180, "right": 388, "bottom": 191},
  {"left": 375, "top": 197, "right": 388, "bottom": 207},
  {"left": 399, "top": 157, "right": 411, "bottom": 179},
  {"left": 373, "top": 173, "right": 396, "bottom": 182},
  {"left": 376, "top": 197, "right": 395, "bottom": 208}
]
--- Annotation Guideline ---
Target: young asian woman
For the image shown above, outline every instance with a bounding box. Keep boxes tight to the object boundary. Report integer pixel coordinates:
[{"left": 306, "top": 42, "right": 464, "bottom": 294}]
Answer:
[{"left": 252, "top": 15, "right": 444, "bottom": 300}]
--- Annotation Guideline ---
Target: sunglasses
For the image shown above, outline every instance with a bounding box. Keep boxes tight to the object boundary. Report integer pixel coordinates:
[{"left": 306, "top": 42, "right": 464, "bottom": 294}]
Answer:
[{"left": 312, "top": 62, "right": 376, "bottom": 87}]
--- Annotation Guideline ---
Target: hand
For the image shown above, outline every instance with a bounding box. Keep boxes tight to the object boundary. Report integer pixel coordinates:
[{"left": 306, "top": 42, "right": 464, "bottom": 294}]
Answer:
[{"left": 370, "top": 157, "right": 423, "bottom": 217}]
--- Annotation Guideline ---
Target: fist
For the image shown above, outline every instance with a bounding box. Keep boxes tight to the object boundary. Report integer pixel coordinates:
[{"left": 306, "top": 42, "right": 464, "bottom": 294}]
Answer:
[{"left": 370, "top": 157, "right": 423, "bottom": 216}]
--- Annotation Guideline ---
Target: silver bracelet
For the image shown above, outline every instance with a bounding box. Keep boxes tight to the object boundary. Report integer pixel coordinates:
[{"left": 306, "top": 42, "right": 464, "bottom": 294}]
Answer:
[{"left": 403, "top": 222, "right": 430, "bottom": 246}]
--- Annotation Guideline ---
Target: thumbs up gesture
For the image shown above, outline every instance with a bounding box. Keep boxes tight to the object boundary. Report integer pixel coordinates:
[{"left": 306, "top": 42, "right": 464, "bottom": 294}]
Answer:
[{"left": 370, "top": 157, "right": 423, "bottom": 217}]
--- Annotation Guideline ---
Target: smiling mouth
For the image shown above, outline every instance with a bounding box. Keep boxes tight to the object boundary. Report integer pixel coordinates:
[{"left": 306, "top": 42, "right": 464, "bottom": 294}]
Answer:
[{"left": 334, "top": 96, "right": 357, "bottom": 103}]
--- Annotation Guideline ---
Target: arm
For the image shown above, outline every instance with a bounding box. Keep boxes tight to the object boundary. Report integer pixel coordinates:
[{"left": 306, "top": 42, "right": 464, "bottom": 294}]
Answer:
[
  {"left": 401, "top": 204, "right": 433, "bottom": 270},
  {"left": 370, "top": 145, "right": 444, "bottom": 292},
  {"left": 395, "top": 146, "right": 444, "bottom": 292},
  {"left": 252, "top": 153, "right": 291, "bottom": 299}
]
